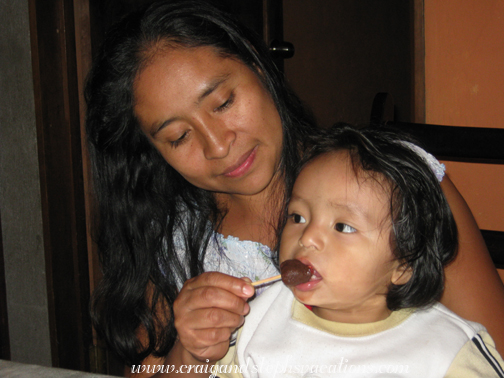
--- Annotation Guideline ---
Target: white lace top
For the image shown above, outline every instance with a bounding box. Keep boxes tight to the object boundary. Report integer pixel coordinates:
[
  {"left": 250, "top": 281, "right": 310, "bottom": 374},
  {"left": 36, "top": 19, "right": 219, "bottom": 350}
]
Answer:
[
  {"left": 204, "top": 233, "right": 279, "bottom": 283},
  {"left": 172, "top": 228, "right": 279, "bottom": 292}
]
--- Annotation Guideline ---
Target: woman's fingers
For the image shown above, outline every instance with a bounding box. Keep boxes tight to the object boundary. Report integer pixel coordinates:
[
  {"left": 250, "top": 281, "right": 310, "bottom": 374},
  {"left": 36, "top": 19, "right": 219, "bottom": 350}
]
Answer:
[
  {"left": 175, "top": 272, "right": 254, "bottom": 315},
  {"left": 177, "top": 319, "right": 242, "bottom": 350},
  {"left": 176, "top": 307, "right": 245, "bottom": 337},
  {"left": 175, "top": 315, "right": 243, "bottom": 362},
  {"left": 184, "top": 338, "right": 234, "bottom": 363},
  {"left": 176, "top": 286, "right": 250, "bottom": 317},
  {"left": 184, "top": 271, "right": 255, "bottom": 298},
  {"left": 173, "top": 272, "right": 254, "bottom": 362}
]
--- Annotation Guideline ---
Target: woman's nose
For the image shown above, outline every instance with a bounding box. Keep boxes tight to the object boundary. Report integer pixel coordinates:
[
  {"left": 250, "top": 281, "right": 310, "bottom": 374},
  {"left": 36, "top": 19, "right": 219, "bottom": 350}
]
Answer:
[
  {"left": 299, "top": 223, "right": 325, "bottom": 251},
  {"left": 201, "top": 120, "right": 236, "bottom": 160}
]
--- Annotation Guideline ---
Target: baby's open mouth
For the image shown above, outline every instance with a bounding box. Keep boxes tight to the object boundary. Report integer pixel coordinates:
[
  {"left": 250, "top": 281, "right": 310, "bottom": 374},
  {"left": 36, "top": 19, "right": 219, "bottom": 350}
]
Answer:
[{"left": 309, "top": 267, "right": 322, "bottom": 281}]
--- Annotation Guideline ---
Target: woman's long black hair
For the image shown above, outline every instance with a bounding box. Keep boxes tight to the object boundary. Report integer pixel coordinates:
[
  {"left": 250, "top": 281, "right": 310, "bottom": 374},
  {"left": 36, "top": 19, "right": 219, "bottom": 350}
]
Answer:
[{"left": 85, "top": 0, "right": 317, "bottom": 365}]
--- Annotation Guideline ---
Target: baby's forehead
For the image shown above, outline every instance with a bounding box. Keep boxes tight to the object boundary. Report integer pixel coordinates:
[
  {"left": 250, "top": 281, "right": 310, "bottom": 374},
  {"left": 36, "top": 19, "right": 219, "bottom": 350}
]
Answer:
[
  {"left": 298, "top": 150, "right": 392, "bottom": 201},
  {"left": 305, "top": 150, "right": 393, "bottom": 190}
]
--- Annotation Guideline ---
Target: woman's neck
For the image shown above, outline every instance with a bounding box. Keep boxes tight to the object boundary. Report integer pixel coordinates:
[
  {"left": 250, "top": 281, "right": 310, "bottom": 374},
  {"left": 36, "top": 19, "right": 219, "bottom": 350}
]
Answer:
[{"left": 214, "top": 176, "right": 284, "bottom": 249}]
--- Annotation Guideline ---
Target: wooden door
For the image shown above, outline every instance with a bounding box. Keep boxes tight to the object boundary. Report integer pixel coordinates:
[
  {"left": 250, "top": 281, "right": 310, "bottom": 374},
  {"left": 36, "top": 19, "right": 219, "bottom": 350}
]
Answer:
[{"left": 283, "top": 0, "right": 416, "bottom": 128}]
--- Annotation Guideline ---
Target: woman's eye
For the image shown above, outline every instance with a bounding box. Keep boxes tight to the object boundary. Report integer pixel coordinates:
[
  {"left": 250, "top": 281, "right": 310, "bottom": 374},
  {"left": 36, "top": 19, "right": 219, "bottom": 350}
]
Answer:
[
  {"left": 214, "top": 92, "right": 235, "bottom": 112},
  {"left": 291, "top": 213, "right": 306, "bottom": 224},
  {"left": 335, "top": 223, "right": 356, "bottom": 233},
  {"left": 170, "top": 131, "right": 189, "bottom": 148}
]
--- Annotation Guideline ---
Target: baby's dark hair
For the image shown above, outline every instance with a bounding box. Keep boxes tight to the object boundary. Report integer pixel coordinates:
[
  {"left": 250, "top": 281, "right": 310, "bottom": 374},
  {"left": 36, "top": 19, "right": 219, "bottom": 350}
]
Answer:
[{"left": 300, "top": 124, "right": 458, "bottom": 310}]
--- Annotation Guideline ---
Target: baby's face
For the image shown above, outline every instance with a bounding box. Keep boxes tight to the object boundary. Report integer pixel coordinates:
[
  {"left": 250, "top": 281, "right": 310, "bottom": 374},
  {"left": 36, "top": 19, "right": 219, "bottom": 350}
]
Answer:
[{"left": 279, "top": 151, "right": 407, "bottom": 323}]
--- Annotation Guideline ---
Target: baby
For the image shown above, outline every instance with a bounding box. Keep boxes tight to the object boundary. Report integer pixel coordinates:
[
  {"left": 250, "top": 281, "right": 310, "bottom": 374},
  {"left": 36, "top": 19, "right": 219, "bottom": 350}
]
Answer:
[{"left": 215, "top": 125, "right": 504, "bottom": 377}]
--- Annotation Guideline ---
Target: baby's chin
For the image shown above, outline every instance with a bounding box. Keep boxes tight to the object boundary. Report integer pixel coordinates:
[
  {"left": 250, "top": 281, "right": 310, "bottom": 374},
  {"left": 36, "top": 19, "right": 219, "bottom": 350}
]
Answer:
[{"left": 291, "top": 283, "right": 321, "bottom": 307}]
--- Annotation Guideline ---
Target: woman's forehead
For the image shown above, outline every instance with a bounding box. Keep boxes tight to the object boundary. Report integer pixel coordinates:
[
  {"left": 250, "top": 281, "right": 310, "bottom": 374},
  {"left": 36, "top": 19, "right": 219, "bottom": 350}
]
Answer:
[
  {"left": 133, "top": 46, "right": 237, "bottom": 107},
  {"left": 134, "top": 45, "right": 249, "bottom": 96}
]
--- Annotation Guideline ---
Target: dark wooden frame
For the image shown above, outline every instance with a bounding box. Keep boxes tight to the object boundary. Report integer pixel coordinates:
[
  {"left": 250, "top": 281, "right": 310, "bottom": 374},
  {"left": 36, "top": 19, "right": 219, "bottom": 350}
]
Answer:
[{"left": 29, "top": 0, "right": 93, "bottom": 371}]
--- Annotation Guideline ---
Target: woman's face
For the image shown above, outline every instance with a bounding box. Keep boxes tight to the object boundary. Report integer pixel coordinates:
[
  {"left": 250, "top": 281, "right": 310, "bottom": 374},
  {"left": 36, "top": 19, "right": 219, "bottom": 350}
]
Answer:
[{"left": 134, "top": 46, "right": 283, "bottom": 198}]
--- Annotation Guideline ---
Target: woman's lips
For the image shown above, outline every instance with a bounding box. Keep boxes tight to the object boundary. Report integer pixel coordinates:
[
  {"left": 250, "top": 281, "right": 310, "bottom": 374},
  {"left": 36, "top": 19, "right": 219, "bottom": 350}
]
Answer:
[{"left": 222, "top": 146, "right": 257, "bottom": 178}]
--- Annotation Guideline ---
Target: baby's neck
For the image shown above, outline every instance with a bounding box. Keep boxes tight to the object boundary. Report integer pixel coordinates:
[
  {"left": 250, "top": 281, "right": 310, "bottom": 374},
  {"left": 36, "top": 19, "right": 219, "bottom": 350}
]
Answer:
[{"left": 312, "top": 305, "right": 393, "bottom": 324}]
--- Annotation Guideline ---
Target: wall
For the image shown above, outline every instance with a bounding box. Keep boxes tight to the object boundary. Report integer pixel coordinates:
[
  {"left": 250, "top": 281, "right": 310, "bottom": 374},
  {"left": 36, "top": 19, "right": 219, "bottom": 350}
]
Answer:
[
  {"left": 0, "top": 0, "right": 52, "bottom": 366},
  {"left": 424, "top": 0, "right": 504, "bottom": 231}
]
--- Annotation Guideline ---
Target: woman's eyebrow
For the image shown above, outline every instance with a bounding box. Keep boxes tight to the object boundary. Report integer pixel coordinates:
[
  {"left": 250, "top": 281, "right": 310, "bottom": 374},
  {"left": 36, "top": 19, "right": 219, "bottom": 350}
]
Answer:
[
  {"left": 195, "top": 73, "right": 231, "bottom": 106},
  {"left": 150, "top": 116, "right": 180, "bottom": 137}
]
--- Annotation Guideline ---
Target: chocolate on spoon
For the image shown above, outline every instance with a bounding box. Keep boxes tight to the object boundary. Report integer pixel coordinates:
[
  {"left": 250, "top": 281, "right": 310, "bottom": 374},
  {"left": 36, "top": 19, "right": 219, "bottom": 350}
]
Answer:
[
  {"left": 280, "top": 259, "right": 313, "bottom": 286},
  {"left": 250, "top": 259, "right": 314, "bottom": 287}
]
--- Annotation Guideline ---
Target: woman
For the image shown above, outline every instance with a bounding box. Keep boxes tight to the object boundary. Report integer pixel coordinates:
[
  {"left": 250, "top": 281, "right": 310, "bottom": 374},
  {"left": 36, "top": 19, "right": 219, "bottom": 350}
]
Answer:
[{"left": 85, "top": 0, "right": 504, "bottom": 376}]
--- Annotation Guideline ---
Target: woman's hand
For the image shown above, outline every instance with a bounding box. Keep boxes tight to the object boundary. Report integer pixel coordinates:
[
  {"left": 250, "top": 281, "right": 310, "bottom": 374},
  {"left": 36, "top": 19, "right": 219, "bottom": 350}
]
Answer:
[{"left": 173, "top": 272, "right": 255, "bottom": 363}]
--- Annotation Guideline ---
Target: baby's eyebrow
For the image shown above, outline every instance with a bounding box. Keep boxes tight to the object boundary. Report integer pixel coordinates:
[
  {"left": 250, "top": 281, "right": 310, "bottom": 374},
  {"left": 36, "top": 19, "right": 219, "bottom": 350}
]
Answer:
[
  {"left": 288, "top": 194, "right": 305, "bottom": 205},
  {"left": 328, "top": 201, "right": 369, "bottom": 220}
]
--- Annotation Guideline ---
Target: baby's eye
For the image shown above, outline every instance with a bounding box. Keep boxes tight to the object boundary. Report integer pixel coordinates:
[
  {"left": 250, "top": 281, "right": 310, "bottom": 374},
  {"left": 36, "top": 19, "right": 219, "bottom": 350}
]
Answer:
[
  {"left": 335, "top": 223, "right": 356, "bottom": 233},
  {"left": 290, "top": 213, "right": 306, "bottom": 224}
]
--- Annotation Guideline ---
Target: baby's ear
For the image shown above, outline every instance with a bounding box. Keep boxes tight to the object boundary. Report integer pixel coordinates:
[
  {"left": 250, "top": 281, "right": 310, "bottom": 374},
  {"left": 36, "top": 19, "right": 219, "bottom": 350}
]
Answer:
[{"left": 391, "top": 262, "right": 412, "bottom": 285}]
